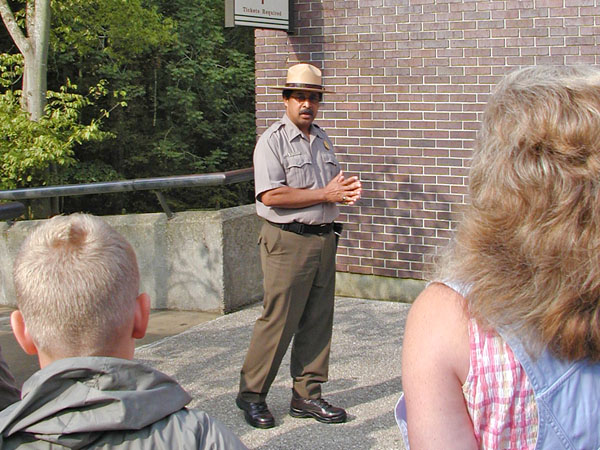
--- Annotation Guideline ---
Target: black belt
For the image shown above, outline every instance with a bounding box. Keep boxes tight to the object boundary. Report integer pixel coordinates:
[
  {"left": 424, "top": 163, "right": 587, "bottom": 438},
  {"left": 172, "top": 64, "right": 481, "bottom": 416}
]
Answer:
[{"left": 269, "top": 221, "right": 340, "bottom": 236}]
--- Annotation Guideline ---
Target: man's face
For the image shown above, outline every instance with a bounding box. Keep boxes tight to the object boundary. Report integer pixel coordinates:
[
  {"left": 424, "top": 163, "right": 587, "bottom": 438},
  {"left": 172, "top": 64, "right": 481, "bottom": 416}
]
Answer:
[{"left": 283, "top": 90, "right": 321, "bottom": 132}]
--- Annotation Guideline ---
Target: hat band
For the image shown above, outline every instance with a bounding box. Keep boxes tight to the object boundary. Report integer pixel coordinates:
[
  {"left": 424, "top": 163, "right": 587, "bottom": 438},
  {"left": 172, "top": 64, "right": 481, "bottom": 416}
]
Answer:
[{"left": 284, "top": 82, "right": 324, "bottom": 90}]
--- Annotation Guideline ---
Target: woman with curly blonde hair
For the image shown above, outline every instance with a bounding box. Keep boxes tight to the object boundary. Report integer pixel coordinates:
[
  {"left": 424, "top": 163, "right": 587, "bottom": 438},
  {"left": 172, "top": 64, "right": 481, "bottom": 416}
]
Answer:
[{"left": 398, "top": 65, "right": 600, "bottom": 449}]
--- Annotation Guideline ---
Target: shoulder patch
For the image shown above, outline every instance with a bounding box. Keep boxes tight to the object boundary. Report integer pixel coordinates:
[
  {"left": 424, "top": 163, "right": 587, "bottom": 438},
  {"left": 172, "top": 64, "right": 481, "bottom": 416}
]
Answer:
[{"left": 263, "top": 120, "right": 286, "bottom": 138}]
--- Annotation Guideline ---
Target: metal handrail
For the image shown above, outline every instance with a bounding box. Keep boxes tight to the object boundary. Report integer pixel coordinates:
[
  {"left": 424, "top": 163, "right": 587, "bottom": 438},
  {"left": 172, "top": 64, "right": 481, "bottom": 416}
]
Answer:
[
  {"left": 0, "top": 168, "right": 254, "bottom": 200},
  {"left": 0, "top": 202, "right": 25, "bottom": 220},
  {"left": 0, "top": 167, "right": 254, "bottom": 218}
]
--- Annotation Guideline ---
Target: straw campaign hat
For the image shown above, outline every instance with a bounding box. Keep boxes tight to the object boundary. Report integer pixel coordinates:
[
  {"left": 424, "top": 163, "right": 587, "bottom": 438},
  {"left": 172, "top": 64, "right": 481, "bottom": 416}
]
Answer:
[{"left": 271, "top": 63, "right": 334, "bottom": 94}]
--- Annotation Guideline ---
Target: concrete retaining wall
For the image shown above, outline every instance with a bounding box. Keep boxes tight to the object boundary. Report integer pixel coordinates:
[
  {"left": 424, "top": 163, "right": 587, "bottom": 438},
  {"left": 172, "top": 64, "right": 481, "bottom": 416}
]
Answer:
[
  {"left": 0, "top": 204, "right": 263, "bottom": 313},
  {"left": 0, "top": 204, "right": 426, "bottom": 312}
]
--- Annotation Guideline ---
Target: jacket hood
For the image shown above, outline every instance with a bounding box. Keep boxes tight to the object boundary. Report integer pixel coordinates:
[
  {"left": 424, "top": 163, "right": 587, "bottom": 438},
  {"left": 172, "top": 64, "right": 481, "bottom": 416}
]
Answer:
[{"left": 0, "top": 357, "right": 191, "bottom": 448}]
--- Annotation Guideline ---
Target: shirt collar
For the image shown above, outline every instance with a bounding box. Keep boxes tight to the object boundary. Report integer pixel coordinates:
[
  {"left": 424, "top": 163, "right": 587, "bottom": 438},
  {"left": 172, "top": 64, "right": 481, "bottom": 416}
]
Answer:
[{"left": 282, "top": 114, "right": 322, "bottom": 143}]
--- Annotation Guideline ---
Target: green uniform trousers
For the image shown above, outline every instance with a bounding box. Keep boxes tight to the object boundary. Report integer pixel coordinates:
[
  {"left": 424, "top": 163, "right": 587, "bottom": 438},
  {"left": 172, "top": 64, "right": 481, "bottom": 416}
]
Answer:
[{"left": 239, "top": 221, "right": 337, "bottom": 402}]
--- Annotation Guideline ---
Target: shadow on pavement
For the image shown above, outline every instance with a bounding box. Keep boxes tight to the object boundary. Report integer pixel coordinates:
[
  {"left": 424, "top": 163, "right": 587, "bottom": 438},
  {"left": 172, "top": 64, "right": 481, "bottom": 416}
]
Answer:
[{"left": 0, "top": 307, "right": 217, "bottom": 387}]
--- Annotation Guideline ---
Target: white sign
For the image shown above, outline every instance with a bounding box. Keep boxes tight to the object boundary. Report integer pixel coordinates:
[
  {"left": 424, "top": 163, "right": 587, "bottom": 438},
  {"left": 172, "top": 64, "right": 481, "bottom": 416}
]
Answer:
[{"left": 234, "top": 0, "right": 289, "bottom": 31}]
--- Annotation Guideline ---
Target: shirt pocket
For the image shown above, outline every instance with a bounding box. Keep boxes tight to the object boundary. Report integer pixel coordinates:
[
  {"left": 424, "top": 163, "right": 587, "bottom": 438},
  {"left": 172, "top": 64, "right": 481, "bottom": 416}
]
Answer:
[
  {"left": 322, "top": 152, "right": 339, "bottom": 183},
  {"left": 283, "top": 153, "right": 316, "bottom": 188}
]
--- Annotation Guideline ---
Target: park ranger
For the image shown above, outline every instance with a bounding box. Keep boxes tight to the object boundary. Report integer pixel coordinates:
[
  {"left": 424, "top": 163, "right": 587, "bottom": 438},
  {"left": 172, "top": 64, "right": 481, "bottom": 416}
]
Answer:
[{"left": 236, "top": 63, "right": 362, "bottom": 429}]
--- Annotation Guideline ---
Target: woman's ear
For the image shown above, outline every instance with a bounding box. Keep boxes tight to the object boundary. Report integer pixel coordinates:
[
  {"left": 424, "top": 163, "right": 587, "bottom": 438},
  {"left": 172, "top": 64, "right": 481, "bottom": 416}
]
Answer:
[
  {"left": 10, "top": 310, "right": 38, "bottom": 355},
  {"left": 132, "top": 293, "right": 150, "bottom": 339}
]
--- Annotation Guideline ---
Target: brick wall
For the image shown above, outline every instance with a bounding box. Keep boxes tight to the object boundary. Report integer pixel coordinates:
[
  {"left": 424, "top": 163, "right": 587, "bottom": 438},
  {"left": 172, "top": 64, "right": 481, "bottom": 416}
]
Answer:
[{"left": 254, "top": 0, "right": 600, "bottom": 280}]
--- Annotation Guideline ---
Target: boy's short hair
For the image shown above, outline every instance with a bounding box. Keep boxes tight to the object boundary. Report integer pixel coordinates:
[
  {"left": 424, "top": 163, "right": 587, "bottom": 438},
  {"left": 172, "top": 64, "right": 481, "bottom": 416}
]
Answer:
[{"left": 13, "top": 214, "right": 140, "bottom": 358}]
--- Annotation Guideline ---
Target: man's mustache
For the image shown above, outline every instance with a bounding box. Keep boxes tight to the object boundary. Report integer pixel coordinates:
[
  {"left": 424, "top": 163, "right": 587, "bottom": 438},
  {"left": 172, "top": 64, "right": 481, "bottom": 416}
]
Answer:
[{"left": 300, "top": 108, "right": 314, "bottom": 116}]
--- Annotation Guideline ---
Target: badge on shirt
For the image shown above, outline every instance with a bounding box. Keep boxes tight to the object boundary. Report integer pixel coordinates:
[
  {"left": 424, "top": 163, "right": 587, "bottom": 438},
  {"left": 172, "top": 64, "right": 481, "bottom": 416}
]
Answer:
[{"left": 324, "top": 141, "right": 331, "bottom": 151}]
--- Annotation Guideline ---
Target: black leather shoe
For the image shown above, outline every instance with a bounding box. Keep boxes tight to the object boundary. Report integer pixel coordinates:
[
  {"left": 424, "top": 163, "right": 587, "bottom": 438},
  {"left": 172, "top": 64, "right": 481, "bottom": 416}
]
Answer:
[
  {"left": 289, "top": 389, "right": 347, "bottom": 424},
  {"left": 236, "top": 395, "right": 275, "bottom": 429}
]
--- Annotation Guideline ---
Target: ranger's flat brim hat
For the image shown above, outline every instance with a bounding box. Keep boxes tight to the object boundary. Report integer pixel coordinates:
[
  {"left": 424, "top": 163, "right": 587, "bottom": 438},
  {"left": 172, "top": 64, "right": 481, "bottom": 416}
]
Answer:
[{"left": 271, "top": 63, "right": 334, "bottom": 94}]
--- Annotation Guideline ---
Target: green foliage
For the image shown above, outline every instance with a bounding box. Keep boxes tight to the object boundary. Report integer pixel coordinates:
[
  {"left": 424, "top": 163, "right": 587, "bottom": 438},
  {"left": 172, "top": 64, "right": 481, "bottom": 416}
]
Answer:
[
  {"left": 0, "top": 54, "right": 111, "bottom": 189},
  {"left": 0, "top": 53, "right": 23, "bottom": 88},
  {"left": 0, "top": 0, "right": 256, "bottom": 214},
  {"left": 58, "top": 0, "right": 256, "bottom": 214},
  {"left": 144, "top": 0, "right": 256, "bottom": 207},
  {"left": 52, "top": 0, "right": 176, "bottom": 61}
]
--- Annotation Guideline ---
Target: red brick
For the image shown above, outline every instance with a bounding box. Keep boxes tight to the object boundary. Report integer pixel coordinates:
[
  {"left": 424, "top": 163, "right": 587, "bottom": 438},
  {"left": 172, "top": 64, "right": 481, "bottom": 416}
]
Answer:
[
  {"left": 337, "top": 256, "right": 361, "bottom": 266},
  {"left": 386, "top": 260, "right": 411, "bottom": 270},
  {"left": 372, "top": 268, "right": 399, "bottom": 277}
]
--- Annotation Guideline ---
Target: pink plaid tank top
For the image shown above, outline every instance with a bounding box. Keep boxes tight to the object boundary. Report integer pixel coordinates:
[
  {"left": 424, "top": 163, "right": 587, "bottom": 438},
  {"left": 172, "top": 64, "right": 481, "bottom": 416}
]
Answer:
[{"left": 462, "top": 318, "right": 538, "bottom": 449}]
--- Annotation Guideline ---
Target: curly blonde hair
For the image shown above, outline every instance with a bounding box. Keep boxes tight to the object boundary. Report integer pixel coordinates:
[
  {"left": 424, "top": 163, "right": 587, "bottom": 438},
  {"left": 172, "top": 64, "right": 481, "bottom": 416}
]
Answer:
[{"left": 441, "top": 65, "right": 600, "bottom": 361}]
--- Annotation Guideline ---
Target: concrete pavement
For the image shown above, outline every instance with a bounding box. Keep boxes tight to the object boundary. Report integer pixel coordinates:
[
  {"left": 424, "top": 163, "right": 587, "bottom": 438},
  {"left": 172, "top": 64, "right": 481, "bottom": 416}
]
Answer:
[
  {"left": 0, "top": 307, "right": 219, "bottom": 387},
  {"left": 135, "top": 297, "right": 410, "bottom": 450},
  {"left": 1, "top": 297, "right": 411, "bottom": 449}
]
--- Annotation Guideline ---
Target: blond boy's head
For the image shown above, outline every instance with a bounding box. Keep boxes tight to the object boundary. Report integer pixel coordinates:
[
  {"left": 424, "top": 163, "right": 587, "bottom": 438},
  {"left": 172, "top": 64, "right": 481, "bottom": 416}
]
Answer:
[{"left": 12, "top": 214, "right": 148, "bottom": 364}]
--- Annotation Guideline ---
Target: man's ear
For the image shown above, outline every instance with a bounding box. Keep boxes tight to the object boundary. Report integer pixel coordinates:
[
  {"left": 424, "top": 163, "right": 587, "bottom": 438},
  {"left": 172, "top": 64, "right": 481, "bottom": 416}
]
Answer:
[
  {"left": 132, "top": 293, "right": 150, "bottom": 339},
  {"left": 10, "top": 310, "right": 38, "bottom": 355}
]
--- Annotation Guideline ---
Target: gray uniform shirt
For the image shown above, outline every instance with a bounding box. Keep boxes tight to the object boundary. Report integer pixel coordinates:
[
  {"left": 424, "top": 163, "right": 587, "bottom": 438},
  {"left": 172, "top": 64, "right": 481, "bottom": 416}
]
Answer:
[{"left": 253, "top": 114, "right": 341, "bottom": 225}]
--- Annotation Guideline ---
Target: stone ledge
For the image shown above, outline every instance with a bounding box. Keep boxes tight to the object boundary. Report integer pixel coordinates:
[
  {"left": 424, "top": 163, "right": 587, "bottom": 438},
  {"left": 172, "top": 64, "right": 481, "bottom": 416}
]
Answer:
[{"left": 335, "top": 272, "right": 426, "bottom": 303}]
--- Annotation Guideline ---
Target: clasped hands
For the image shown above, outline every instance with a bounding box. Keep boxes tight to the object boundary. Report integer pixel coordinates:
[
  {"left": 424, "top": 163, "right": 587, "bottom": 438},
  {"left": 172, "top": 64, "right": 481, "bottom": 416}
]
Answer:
[{"left": 326, "top": 171, "right": 362, "bottom": 206}]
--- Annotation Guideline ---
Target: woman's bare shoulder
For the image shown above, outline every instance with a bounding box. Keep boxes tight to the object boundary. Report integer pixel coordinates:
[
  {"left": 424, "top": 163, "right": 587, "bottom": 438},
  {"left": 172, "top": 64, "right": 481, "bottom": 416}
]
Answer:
[
  {"left": 407, "top": 282, "right": 470, "bottom": 338},
  {"left": 401, "top": 282, "right": 476, "bottom": 449}
]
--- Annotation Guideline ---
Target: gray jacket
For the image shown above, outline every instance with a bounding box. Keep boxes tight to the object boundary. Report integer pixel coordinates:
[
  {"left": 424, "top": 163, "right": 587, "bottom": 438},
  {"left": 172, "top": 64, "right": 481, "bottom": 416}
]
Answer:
[
  {"left": 0, "top": 357, "right": 247, "bottom": 449},
  {"left": 0, "top": 346, "right": 19, "bottom": 411}
]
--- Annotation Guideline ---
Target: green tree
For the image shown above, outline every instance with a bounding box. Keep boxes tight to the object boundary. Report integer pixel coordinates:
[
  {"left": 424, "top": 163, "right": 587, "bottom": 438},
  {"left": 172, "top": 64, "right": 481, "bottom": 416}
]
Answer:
[
  {"left": 0, "top": 54, "right": 111, "bottom": 190},
  {"left": 0, "top": 0, "right": 50, "bottom": 121},
  {"left": 146, "top": 0, "right": 256, "bottom": 209},
  {"left": 59, "top": 0, "right": 255, "bottom": 214},
  {"left": 0, "top": 0, "right": 256, "bottom": 215}
]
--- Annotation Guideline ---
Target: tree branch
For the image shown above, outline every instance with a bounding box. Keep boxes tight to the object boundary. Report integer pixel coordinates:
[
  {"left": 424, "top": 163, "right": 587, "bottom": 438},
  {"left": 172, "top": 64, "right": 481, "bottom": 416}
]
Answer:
[
  {"left": 0, "top": 0, "right": 31, "bottom": 55},
  {"left": 26, "top": 0, "right": 35, "bottom": 37}
]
